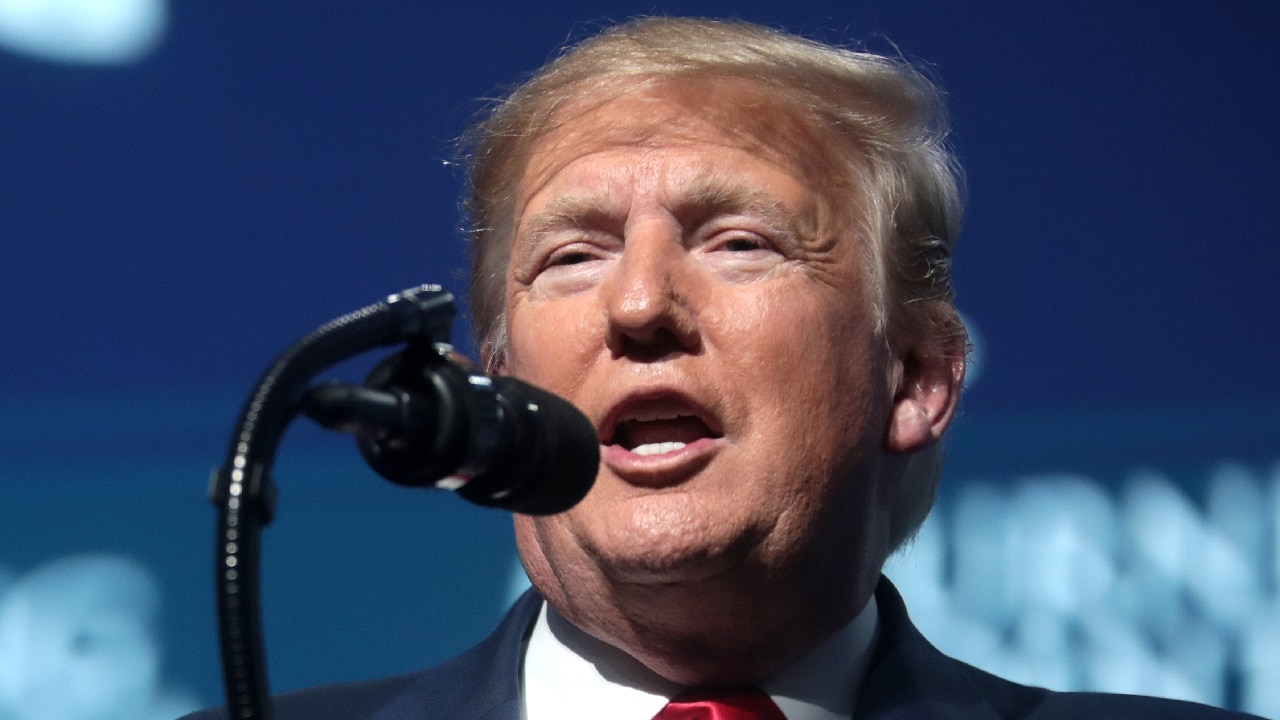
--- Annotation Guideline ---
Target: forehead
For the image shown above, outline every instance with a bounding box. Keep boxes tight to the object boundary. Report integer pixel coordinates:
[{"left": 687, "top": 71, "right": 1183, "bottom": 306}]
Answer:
[{"left": 514, "top": 77, "right": 852, "bottom": 215}]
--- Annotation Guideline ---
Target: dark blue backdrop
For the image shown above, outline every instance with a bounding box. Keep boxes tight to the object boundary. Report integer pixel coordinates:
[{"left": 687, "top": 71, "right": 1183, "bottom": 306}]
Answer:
[{"left": 1, "top": 1, "right": 1277, "bottom": 715}]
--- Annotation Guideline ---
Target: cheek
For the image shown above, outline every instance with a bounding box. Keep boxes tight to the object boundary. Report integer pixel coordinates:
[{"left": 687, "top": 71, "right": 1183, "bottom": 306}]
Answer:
[
  {"left": 505, "top": 297, "right": 602, "bottom": 390},
  {"left": 715, "top": 283, "right": 887, "bottom": 464},
  {"left": 713, "top": 282, "right": 875, "bottom": 384}
]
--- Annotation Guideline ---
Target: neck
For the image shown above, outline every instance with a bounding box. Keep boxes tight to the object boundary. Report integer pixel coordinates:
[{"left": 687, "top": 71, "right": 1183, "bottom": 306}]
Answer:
[{"left": 555, "top": 568, "right": 877, "bottom": 686}]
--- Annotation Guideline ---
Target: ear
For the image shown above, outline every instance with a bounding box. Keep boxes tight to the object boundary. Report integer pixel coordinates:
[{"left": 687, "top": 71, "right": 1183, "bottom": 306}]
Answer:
[{"left": 886, "top": 338, "right": 966, "bottom": 453}]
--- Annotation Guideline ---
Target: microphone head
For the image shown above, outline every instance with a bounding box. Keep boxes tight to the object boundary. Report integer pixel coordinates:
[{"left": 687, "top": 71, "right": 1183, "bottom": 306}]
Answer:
[{"left": 456, "top": 377, "right": 599, "bottom": 516}]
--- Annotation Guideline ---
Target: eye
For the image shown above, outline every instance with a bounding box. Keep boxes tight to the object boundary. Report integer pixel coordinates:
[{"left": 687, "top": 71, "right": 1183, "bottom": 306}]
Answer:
[
  {"left": 708, "top": 231, "right": 777, "bottom": 255},
  {"left": 548, "top": 249, "right": 598, "bottom": 267},
  {"left": 720, "top": 236, "right": 769, "bottom": 252},
  {"left": 700, "top": 230, "right": 785, "bottom": 282},
  {"left": 525, "top": 239, "right": 612, "bottom": 297}
]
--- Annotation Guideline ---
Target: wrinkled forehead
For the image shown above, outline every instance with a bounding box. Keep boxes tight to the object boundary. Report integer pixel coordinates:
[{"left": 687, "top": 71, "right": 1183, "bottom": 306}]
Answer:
[{"left": 513, "top": 76, "right": 856, "bottom": 220}]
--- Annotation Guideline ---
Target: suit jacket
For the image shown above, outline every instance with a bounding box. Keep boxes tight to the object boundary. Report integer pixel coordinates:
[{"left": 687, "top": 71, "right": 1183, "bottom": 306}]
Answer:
[{"left": 184, "top": 578, "right": 1263, "bottom": 720}]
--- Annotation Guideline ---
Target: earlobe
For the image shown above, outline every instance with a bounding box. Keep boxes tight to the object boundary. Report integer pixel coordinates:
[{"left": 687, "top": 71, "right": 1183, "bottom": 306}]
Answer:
[{"left": 886, "top": 340, "right": 965, "bottom": 453}]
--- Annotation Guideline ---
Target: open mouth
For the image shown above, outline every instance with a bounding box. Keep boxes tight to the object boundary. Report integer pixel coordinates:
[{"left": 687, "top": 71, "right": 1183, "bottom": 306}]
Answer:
[{"left": 602, "top": 396, "right": 724, "bottom": 456}]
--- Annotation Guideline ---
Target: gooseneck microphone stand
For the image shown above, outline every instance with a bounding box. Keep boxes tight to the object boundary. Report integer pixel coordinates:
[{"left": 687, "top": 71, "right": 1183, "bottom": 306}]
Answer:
[
  {"left": 208, "top": 285, "right": 456, "bottom": 720},
  {"left": 208, "top": 284, "right": 599, "bottom": 719}
]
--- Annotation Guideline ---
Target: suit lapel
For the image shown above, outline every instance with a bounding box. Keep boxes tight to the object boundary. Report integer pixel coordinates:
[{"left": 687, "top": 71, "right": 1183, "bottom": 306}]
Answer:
[
  {"left": 369, "top": 590, "right": 542, "bottom": 720},
  {"left": 854, "top": 578, "right": 1002, "bottom": 720}
]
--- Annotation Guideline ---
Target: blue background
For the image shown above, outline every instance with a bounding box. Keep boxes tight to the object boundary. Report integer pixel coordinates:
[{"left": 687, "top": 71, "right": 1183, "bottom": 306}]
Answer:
[{"left": 1, "top": 1, "right": 1277, "bottom": 715}]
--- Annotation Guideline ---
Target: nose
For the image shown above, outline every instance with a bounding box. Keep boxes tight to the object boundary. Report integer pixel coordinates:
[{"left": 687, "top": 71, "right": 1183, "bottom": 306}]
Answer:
[{"left": 603, "top": 220, "right": 700, "bottom": 360}]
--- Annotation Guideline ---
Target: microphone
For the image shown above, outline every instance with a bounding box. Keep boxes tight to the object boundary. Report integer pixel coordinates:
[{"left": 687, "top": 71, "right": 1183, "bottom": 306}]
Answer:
[{"left": 302, "top": 343, "right": 599, "bottom": 515}]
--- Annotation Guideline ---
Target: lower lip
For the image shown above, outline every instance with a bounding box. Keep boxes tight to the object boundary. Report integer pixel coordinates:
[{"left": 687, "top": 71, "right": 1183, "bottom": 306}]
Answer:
[{"left": 601, "top": 437, "right": 723, "bottom": 487}]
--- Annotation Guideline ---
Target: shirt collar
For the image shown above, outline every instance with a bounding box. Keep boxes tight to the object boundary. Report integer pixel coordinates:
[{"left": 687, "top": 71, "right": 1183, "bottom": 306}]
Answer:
[{"left": 522, "top": 595, "right": 879, "bottom": 720}]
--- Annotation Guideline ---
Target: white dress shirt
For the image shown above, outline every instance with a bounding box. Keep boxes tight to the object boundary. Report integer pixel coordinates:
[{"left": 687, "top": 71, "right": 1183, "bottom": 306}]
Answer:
[{"left": 522, "top": 595, "right": 878, "bottom": 720}]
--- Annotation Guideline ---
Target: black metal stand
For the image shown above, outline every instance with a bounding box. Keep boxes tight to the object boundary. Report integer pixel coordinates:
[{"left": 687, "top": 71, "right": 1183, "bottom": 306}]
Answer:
[{"left": 208, "top": 286, "right": 456, "bottom": 720}]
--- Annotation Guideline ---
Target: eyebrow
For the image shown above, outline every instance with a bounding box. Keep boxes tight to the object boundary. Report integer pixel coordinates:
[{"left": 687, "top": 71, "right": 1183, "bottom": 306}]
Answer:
[
  {"left": 675, "top": 174, "right": 803, "bottom": 237},
  {"left": 677, "top": 173, "right": 829, "bottom": 254},
  {"left": 522, "top": 193, "right": 622, "bottom": 241},
  {"left": 513, "top": 193, "right": 622, "bottom": 272}
]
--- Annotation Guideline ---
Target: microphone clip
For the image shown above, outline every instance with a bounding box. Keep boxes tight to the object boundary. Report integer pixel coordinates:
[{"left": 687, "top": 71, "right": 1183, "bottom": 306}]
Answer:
[{"left": 303, "top": 341, "right": 507, "bottom": 490}]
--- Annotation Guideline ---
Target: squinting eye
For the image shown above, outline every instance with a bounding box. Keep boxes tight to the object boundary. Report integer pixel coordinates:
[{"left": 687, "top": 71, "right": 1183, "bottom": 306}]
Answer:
[
  {"left": 699, "top": 228, "right": 784, "bottom": 282},
  {"left": 549, "top": 250, "right": 596, "bottom": 267},
  {"left": 721, "top": 237, "right": 766, "bottom": 252}
]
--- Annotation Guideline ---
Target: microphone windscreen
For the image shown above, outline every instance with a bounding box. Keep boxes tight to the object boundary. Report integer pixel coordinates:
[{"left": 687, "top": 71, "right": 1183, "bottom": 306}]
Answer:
[{"left": 457, "top": 377, "right": 599, "bottom": 516}]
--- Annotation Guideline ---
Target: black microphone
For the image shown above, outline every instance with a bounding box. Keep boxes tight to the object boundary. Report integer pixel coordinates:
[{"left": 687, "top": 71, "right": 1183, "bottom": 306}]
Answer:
[{"left": 302, "top": 342, "right": 599, "bottom": 515}]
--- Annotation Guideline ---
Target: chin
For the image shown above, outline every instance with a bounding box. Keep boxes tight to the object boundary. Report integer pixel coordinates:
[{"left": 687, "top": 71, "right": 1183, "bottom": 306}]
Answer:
[
  {"left": 585, "top": 508, "right": 761, "bottom": 587},
  {"left": 595, "top": 543, "right": 740, "bottom": 586}
]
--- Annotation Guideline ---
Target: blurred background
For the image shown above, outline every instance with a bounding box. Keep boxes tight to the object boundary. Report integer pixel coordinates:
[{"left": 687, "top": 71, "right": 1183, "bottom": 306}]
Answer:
[{"left": 0, "top": 1, "right": 1277, "bottom": 718}]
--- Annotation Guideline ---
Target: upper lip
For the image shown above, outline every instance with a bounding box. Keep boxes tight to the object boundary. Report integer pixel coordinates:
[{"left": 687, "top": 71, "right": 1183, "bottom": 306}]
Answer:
[{"left": 597, "top": 388, "right": 724, "bottom": 446}]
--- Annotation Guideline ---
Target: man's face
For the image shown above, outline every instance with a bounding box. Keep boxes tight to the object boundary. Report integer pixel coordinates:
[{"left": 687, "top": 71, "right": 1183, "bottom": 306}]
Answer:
[{"left": 501, "top": 80, "right": 901, "bottom": 636}]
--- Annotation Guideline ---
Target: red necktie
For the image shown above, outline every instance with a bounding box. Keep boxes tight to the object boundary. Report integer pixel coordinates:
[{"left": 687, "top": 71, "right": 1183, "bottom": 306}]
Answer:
[{"left": 651, "top": 687, "right": 787, "bottom": 720}]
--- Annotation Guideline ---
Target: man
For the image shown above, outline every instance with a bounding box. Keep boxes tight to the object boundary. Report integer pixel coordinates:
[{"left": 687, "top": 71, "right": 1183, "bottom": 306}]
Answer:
[{"left": 187, "top": 16, "right": 1258, "bottom": 720}]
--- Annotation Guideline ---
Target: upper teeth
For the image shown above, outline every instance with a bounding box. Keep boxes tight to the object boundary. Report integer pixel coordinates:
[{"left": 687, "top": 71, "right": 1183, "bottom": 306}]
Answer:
[{"left": 631, "top": 441, "right": 687, "bottom": 456}]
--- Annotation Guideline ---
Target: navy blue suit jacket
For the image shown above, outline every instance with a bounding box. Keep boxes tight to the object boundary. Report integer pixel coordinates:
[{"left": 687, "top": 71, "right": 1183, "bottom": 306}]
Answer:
[{"left": 184, "top": 578, "right": 1263, "bottom": 719}]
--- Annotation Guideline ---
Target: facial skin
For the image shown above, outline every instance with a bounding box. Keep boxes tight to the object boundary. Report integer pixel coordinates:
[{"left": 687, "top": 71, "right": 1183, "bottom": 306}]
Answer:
[{"left": 496, "top": 78, "right": 960, "bottom": 685}]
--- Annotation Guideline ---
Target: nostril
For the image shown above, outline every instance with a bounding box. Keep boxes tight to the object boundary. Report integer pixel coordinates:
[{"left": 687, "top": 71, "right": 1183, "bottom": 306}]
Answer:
[{"left": 611, "top": 326, "right": 690, "bottom": 362}]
